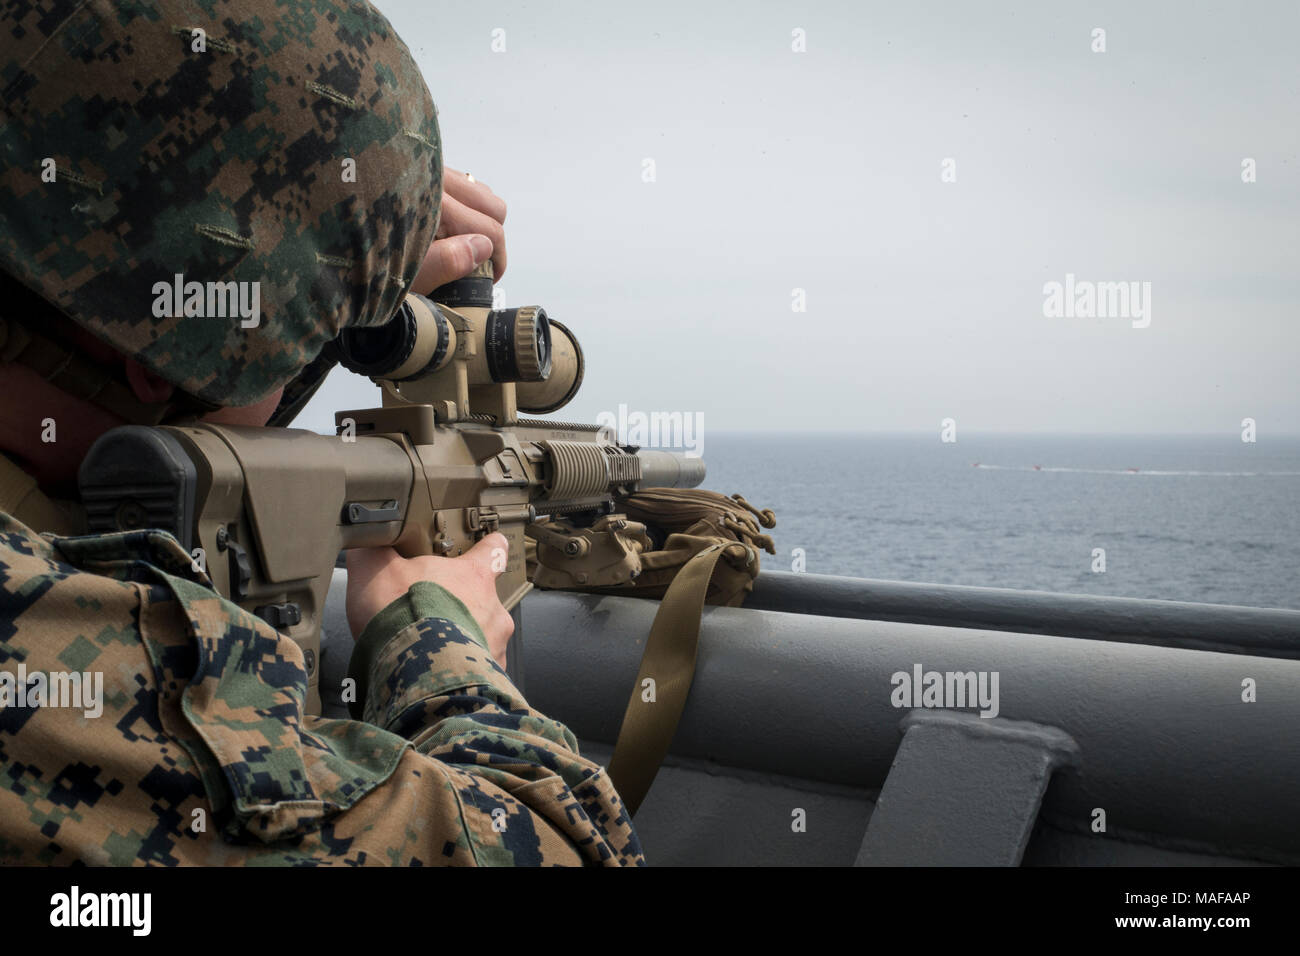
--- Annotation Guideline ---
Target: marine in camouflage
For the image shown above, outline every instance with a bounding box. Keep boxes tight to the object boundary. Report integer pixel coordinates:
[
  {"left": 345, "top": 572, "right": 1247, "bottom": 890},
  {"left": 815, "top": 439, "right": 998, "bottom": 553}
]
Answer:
[
  {"left": 0, "top": 510, "right": 644, "bottom": 865},
  {"left": 0, "top": 0, "right": 441, "bottom": 407},
  {"left": 0, "top": 0, "right": 644, "bottom": 865}
]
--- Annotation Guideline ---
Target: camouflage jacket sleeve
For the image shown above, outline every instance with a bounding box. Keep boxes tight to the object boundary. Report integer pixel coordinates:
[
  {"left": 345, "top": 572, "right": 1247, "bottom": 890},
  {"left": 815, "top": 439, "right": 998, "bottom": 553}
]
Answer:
[
  {"left": 0, "top": 512, "right": 642, "bottom": 866},
  {"left": 344, "top": 582, "right": 644, "bottom": 866}
]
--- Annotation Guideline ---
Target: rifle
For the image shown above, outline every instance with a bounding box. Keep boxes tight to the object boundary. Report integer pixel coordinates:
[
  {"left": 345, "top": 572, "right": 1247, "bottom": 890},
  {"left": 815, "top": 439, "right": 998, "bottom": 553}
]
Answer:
[{"left": 77, "top": 263, "right": 705, "bottom": 714}]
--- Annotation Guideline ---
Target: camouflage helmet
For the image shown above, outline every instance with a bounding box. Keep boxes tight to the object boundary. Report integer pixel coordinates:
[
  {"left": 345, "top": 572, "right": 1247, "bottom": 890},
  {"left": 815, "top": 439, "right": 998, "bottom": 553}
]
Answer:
[{"left": 0, "top": 0, "right": 441, "bottom": 408}]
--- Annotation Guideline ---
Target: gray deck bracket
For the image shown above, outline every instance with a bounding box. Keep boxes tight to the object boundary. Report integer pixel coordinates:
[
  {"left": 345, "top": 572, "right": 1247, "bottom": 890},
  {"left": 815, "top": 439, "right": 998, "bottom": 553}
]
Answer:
[{"left": 856, "top": 711, "right": 1080, "bottom": 866}]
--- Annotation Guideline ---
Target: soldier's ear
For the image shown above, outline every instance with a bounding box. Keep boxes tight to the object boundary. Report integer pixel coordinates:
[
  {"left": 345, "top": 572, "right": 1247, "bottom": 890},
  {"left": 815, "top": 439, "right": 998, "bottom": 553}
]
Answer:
[{"left": 123, "top": 359, "right": 175, "bottom": 404}]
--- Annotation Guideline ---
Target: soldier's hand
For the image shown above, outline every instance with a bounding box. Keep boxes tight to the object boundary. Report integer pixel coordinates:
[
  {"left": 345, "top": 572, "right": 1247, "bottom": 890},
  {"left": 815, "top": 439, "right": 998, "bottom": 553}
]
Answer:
[
  {"left": 345, "top": 534, "right": 515, "bottom": 670},
  {"left": 412, "top": 166, "right": 507, "bottom": 293}
]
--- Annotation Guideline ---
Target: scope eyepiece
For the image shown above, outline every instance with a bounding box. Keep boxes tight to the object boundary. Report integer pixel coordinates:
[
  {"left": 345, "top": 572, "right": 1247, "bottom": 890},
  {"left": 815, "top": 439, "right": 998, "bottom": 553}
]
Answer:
[
  {"left": 335, "top": 294, "right": 453, "bottom": 381},
  {"left": 335, "top": 302, "right": 415, "bottom": 378}
]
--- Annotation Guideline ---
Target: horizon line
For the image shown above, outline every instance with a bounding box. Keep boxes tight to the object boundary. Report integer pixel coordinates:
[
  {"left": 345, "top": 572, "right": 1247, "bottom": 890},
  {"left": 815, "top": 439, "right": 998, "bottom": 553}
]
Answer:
[{"left": 695, "top": 429, "right": 1300, "bottom": 438}]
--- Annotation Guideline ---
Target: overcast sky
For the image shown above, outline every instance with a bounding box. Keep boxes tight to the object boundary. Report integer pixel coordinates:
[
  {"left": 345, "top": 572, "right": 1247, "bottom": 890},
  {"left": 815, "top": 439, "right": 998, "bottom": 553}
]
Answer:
[{"left": 298, "top": 0, "right": 1299, "bottom": 435}]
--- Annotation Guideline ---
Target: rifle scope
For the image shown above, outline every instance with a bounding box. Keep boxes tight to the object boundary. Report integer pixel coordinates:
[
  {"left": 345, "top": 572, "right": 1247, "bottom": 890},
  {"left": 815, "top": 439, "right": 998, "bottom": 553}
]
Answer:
[
  {"left": 336, "top": 292, "right": 552, "bottom": 385},
  {"left": 334, "top": 272, "right": 586, "bottom": 415}
]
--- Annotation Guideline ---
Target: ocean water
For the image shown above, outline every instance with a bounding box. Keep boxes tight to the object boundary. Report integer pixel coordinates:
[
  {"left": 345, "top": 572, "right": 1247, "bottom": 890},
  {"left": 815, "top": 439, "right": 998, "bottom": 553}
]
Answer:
[{"left": 694, "top": 433, "right": 1300, "bottom": 611}]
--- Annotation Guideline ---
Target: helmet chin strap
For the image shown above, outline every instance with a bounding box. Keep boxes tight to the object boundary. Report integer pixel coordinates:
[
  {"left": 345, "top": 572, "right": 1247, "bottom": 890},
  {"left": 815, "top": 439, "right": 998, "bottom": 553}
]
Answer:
[
  {"left": 266, "top": 340, "right": 339, "bottom": 429},
  {"left": 0, "top": 315, "right": 219, "bottom": 426}
]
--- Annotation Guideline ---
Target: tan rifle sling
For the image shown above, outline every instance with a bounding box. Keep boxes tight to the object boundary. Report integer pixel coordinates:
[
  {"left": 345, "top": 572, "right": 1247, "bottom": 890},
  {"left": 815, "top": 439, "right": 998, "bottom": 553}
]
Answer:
[{"left": 606, "top": 543, "right": 730, "bottom": 816}]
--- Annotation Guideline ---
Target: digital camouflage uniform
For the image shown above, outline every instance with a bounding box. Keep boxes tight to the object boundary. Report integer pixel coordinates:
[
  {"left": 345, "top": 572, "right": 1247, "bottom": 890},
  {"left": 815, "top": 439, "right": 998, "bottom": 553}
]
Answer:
[
  {"left": 0, "top": 510, "right": 642, "bottom": 865},
  {"left": 0, "top": 0, "right": 643, "bottom": 865}
]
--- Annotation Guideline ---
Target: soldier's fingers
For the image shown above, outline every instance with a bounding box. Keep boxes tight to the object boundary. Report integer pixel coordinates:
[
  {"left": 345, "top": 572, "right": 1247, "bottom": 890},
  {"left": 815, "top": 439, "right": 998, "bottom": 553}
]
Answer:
[
  {"left": 412, "top": 234, "right": 493, "bottom": 295},
  {"left": 443, "top": 166, "right": 508, "bottom": 224},
  {"left": 466, "top": 532, "right": 510, "bottom": 577},
  {"left": 435, "top": 195, "right": 507, "bottom": 281}
]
